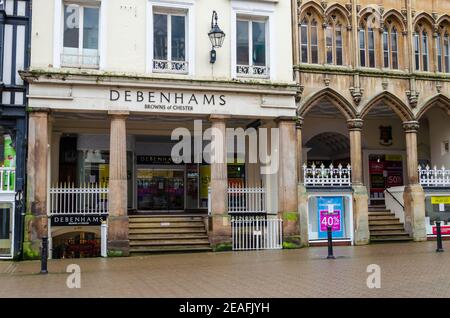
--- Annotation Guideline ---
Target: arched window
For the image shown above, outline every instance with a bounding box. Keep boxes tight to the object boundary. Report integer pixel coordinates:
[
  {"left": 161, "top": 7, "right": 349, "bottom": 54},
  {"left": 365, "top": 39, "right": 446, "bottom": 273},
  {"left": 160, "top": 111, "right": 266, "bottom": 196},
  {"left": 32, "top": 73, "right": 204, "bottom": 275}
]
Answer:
[
  {"left": 414, "top": 24, "right": 431, "bottom": 72},
  {"left": 436, "top": 25, "right": 450, "bottom": 73},
  {"left": 325, "top": 16, "right": 344, "bottom": 66},
  {"left": 383, "top": 24, "right": 399, "bottom": 69},
  {"left": 300, "top": 17, "right": 318, "bottom": 64},
  {"left": 359, "top": 20, "right": 375, "bottom": 67}
]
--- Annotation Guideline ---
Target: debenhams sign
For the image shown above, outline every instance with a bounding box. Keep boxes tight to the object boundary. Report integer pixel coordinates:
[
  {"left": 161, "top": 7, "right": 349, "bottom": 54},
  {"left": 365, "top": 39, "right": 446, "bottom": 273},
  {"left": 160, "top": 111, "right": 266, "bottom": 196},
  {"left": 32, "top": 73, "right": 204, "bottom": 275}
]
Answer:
[{"left": 109, "top": 89, "right": 226, "bottom": 113}]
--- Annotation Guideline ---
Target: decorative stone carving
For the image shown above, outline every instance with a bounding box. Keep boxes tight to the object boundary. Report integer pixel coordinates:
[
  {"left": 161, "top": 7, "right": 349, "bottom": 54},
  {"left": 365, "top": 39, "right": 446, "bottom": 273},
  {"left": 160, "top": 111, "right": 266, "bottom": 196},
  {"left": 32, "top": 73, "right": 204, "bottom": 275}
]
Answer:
[
  {"left": 296, "top": 85, "right": 304, "bottom": 103},
  {"left": 320, "top": 1, "right": 327, "bottom": 10},
  {"left": 406, "top": 90, "right": 420, "bottom": 108},
  {"left": 296, "top": 116, "right": 304, "bottom": 130},
  {"left": 356, "top": 4, "right": 361, "bottom": 13},
  {"left": 347, "top": 118, "right": 364, "bottom": 131},
  {"left": 323, "top": 75, "right": 330, "bottom": 87},
  {"left": 382, "top": 79, "right": 389, "bottom": 90},
  {"left": 402, "top": 121, "right": 420, "bottom": 133},
  {"left": 436, "top": 82, "right": 442, "bottom": 93},
  {"left": 345, "top": 3, "right": 352, "bottom": 12},
  {"left": 349, "top": 87, "right": 364, "bottom": 105}
]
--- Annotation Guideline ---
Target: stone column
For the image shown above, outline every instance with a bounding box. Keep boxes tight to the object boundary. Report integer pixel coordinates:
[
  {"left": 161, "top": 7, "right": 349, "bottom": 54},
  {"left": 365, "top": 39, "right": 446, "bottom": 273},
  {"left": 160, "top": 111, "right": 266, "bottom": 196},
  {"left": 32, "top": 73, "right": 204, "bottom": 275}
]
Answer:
[
  {"left": 403, "top": 121, "right": 426, "bottom": 241},
  {"left": 209, "top": 115, "right": 230, "bottom": 248},
  {"left": 296, "top": 117, "right": 309, "bottom": 247},
  {"left": 107, "top": 112, "right": 129, "bottom": 256},
  {"left": 23, "top": 110, "right": 49, "bottom": 259},
  {"left": 347, "top": 119, "right": 369, "bottom": 245},
  {"left": 277, "top": 117, "right": 300, "bottom": 247}
]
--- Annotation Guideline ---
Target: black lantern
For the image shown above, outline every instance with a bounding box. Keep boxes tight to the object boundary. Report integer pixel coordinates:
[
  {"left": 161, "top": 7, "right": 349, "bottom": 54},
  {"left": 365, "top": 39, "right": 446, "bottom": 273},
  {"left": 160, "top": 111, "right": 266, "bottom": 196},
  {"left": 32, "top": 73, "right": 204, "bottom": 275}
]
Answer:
[{"left": 208, "top": 11, "right": 225, "bottom": 63}]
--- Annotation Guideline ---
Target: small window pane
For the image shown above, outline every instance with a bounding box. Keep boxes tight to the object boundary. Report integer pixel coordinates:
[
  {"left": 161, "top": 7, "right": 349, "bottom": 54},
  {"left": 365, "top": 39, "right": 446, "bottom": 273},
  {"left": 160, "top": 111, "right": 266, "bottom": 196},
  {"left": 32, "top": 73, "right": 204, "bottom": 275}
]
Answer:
[
  {"left": 300, "top": 24, "right": 308, "bottom": 63},
  {"left": 237, "top": 21, "right": 249, "bottom": 65},
  {"left": 335, "top": 27, "right": 342, "bottom": 65},
  {"left": 444, "top": 36, "right": 449, "bottom": 73},
  {"left": 63, "top": 4, "right": 80, "bottom": 48},
  {"left": 359, "top": 29, "right": 365, "bottom": 66},
  {"left": 422, "top": 32, "right": 428, "bottom": 71},
  {"left": 252, "top": 21, "right": 266, "bottom": 66},
  {"left": 153, "top": 14, "right": 168, "bottom": 60},
  {"left": 83, "top": 7, "right": 99, "bottom": 50},
  {"left": 414, "top": 33, "right": 420, "bottom": 70},
  {"left": 311, "top": 22, "right": 318, "bottom": 64},
  {"left": 326, "top": 27, "right": 333, "bottom": 64},
  {"left": 171, "top": 15, "right": 185, "bottom": 61},
  {"left": 437, "top": 35, "right": 442, "bottom": 72}
]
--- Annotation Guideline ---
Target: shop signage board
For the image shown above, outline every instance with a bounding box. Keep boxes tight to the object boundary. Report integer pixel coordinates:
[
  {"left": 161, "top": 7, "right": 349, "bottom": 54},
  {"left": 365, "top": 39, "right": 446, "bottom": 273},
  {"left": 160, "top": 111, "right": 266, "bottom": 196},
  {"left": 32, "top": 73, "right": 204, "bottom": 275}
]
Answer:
[
  {"left": 431, "top": 196, "right": 450, "bottom": 212},
  {"left": 51, "top": 214, "right": 108, "bottom": 226},
  {"left": 317, "top": 196, "right": 344, "bottom": 239},
  {"left": 28, "top": 85, "right": 297, "bottom": 118},
  {"left": 432, "top": 226, "right": 450, "bottom": 235}
]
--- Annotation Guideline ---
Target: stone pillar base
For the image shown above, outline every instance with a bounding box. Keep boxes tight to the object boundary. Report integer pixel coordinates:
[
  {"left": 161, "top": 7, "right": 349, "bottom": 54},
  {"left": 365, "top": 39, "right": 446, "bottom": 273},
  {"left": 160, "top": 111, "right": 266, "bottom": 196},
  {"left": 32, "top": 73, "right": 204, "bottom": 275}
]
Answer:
[
  {"left": 107, "top": 215, "right": 129, "bottom": 256},
  {"left": 297, "top": 183, "right": 309, "bottom": 247},
  {"left": 352, "top": 185, "right": 370, "bottom": 245},
  {"left": 22, "top": 214, "right": 48, "bottom": 260},
  {"left": 403, "top": 184, "right": 426, "bottom": 241},
  {"left": 208, "top": 214, "right": 232, "bottom": 251},
  {"left": 279, "top": 211, "right": 301, "bottom": 248}
]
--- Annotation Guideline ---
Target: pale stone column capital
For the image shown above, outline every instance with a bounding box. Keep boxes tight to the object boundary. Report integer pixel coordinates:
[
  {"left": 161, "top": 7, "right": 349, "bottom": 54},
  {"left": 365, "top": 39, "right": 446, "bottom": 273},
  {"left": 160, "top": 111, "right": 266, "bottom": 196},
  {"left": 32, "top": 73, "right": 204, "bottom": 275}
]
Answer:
[
  {"left": 275, "top": 116, "right": 296, "bottom": 124},
  {"left": 29, "top": 108, "right": 51, "bottom": 117},
  {"left": 347, "top": 118, "right": 364, "bottom": 131},
  {"left": 108, "top": 110, "right": 129, "bottom": 119},
  {"left": 402, "top": 120, "right": 420, "bottom": 133},
  {"left": 209, "top": 114, "right": 230, "bottom": 122}
]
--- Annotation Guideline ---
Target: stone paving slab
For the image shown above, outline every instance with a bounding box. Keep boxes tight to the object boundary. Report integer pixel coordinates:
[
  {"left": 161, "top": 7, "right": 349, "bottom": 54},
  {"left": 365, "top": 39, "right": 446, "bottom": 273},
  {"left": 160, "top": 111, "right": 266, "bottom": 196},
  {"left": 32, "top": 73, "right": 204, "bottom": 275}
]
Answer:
[{"left": 0, "top": 241, "right": 449, "bottom": 298}]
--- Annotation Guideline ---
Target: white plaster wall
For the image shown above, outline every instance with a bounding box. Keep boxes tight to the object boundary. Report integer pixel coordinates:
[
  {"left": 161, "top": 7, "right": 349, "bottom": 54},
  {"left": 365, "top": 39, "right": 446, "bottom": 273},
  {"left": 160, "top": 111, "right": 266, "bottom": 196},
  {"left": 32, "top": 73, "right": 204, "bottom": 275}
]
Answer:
[{"left": 30, "top": 0, "right": 294, "bottom": 83}]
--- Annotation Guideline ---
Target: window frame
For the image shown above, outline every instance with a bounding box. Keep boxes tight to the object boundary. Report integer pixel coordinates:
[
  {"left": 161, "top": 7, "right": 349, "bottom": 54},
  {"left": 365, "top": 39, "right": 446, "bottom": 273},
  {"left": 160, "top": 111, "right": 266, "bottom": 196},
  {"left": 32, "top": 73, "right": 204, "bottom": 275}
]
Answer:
[
  {"left": 147, "top": 1, "right": 194, "bottom": 75},
  {"left": 152, "top": 9, "right": 188, "bottom": 74},
  {"left": 359, "top": 24, "right": 375, "bottom": 68},
  {"left": 233, "top": 14, "right": 270, "bottom": 78},
  {"left": 60, "top": 2, "right": 101, "bottom": 69},
  {"left": 436, "top": 30, "right": 450, "bottom": 73},
  {"left": 299, "top": 16, "right": 318, "bottom": 65},
  {"left": 382, "top": 24, "right": 399, "bottom": 70},
  {"left": 414, "top": 25, "right": 431, "bottom": 72},
  {"left": 325, "top": 18, "right": 344, "bottom": 66}
]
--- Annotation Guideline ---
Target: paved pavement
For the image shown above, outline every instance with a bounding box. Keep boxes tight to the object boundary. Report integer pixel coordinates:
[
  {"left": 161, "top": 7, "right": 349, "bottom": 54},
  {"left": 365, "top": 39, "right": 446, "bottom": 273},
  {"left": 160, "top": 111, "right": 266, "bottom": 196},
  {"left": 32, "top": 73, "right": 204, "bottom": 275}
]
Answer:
[{"left": 1, "top": 241, "right": 450, "bottom": 298}]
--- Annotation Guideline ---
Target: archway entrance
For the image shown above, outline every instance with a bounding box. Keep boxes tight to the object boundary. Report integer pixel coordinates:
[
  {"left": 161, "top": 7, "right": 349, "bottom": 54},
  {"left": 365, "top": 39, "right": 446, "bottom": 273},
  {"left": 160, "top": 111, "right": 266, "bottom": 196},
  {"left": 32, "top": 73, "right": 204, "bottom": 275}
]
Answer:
[{"left": 305, "top": 131, "right": 350, "bottom": 167}]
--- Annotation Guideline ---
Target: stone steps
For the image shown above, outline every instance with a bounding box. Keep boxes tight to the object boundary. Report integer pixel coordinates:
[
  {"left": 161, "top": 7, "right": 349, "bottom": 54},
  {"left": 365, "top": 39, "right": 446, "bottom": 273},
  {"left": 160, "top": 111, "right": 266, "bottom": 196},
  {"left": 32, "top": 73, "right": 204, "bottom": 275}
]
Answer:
[
  {"left": 128, "top": 215, "right": 211, "bottom": 254},
  {"left": 369, "top": 209, "right": 413, "bottom": 243}
]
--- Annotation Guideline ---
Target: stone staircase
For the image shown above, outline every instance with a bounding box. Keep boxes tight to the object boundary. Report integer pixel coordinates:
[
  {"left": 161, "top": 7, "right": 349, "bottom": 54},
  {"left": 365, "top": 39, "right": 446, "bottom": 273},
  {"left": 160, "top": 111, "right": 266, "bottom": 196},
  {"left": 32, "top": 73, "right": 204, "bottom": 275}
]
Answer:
[
  {"left": 129, "top": 215, "right": 212, "bottom": 253},
  {"left": 369, "top": 208, "right": 413, "bottom": 243}
]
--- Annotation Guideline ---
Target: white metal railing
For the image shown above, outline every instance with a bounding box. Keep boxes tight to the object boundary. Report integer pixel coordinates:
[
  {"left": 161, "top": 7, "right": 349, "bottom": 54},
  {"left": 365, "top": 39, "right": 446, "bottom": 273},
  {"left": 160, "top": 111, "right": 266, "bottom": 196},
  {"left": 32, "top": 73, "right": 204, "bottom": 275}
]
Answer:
[
  {"left": 0, "top": 167, "right": 15, "bottom": 192},
  {"left": 153, "top": 59, "right": 188, "bottom": 74},
  {"left": 61, "top": 53, "right": 100, "bottom": 68},
  {"left": 228, "top": 185, "right": 266, "bottom": 214},
  {"left": 236, "top": 65, "right": 269, "bottom": 78},
  {"left": 303, "top": 163, "right": 352, "bottom": 187},
  {"left": 419, "top": 165, "right": 450, "bottom": 187},
  {"left": 231, "top": 216, "right": 282, "bottom": 251},
  {"left": 49, "top": 183, "right": 109, "bottom": 216}
]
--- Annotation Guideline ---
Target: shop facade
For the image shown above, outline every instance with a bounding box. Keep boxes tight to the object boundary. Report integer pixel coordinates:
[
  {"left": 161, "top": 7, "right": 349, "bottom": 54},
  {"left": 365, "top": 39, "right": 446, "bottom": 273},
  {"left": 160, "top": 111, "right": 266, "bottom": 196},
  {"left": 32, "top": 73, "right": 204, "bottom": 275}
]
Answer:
[
  {"left": 22, "top": 0, "right": 299, "bottom": 257},
  {"left": 0, "top": 0, "right": 30, "bottom": 259},
  {"left": 293, "top": 0, "right": 450, "bottom": 245}
]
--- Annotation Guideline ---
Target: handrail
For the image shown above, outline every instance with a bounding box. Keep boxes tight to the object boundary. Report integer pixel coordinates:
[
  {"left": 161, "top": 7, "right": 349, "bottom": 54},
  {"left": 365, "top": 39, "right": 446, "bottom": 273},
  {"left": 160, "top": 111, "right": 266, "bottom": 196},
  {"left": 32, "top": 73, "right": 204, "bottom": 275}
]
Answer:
[{"left": 384, "top": 187, "right": 404, "bottom": 210}]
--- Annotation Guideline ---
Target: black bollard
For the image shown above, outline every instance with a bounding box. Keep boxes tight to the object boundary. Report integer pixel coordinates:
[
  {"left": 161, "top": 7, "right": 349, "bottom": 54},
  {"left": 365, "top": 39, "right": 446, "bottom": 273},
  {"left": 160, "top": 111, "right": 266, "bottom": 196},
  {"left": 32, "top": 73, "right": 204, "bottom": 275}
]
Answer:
[
  {"left": 436, "top": 221, "right": 444, "bottom": 253},
  {"left": 327, "top": 225, "right": 335, "bottom": 259},
  {"left": 40, "top": 236, "right": 48, "bottom": 274}
]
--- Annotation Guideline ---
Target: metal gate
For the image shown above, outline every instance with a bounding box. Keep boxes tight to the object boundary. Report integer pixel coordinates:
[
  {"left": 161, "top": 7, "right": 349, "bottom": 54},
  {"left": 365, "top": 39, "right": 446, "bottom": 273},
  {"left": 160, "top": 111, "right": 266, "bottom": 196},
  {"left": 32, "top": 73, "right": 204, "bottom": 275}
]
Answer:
[{"left": 231, "top": 217, "right": 283, "bottom": 251}]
